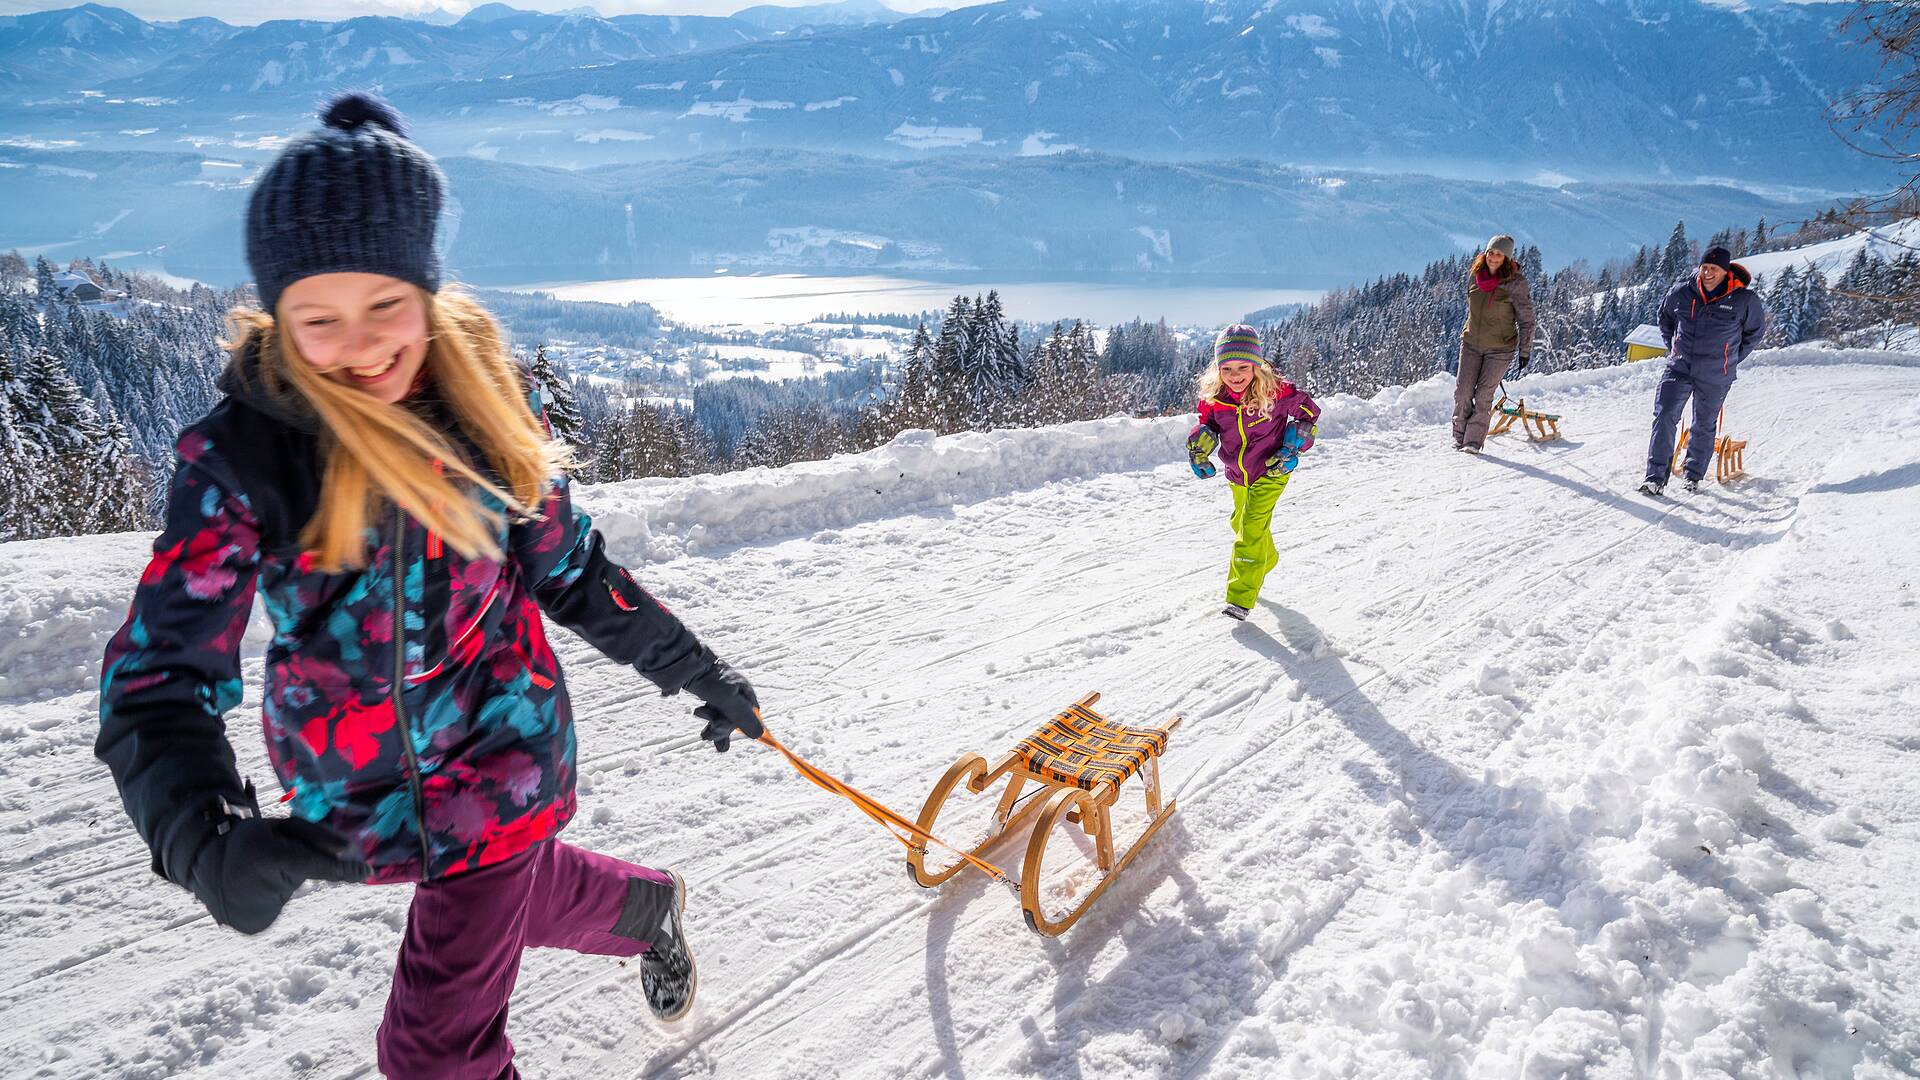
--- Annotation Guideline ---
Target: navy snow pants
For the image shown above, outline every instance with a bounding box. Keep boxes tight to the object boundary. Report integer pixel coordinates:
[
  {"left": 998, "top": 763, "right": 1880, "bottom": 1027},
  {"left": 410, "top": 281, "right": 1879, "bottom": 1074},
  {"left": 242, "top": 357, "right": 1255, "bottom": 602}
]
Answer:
[{"left": 1645, "top": 367, "right": 1733, "bottom": 485}]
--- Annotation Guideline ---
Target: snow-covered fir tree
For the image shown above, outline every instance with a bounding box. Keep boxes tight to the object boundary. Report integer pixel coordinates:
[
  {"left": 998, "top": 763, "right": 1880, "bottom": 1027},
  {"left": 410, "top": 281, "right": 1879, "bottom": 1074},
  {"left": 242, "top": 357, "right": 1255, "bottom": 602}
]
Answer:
[{"left": 526, "top": 344, "right": 587, "bottom": 450}]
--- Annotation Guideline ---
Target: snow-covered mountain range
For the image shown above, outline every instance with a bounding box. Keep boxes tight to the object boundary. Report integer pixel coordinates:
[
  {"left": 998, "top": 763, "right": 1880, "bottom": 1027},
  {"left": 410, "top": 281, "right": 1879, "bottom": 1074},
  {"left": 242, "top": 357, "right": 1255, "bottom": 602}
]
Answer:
[
  {"left": 0, "top": 2, "right": 768, "bottom": 95},
  {"left": 0, "top": 141, "right": 1808, "bottom": 285},
  {"left": 403, "top": 0, "right": 1889, "bottom": 185},
  {"left": 0, "top": 0, "right": 1896, "bottom": 188}
]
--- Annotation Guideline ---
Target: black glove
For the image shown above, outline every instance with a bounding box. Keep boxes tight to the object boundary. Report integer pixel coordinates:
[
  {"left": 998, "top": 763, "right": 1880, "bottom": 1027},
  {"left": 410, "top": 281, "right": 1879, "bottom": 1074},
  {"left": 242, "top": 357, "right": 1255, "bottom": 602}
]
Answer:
[
  {"left": 1514, "top": 354, "right": 1531, "bottom": 373},
  {"left": 183, "top": 797, "right": 367, "bottom": 934},
  {"left": 685, "top": 659, "right": 763, "bottom": 752}
]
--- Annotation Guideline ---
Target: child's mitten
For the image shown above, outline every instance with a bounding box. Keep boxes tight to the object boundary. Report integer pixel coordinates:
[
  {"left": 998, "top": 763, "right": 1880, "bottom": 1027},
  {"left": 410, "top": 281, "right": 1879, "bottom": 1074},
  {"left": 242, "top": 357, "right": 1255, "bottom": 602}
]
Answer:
[
  {"left": 1187, "top": 426, "right": 1219, "bottom": 479},
  {"left": 1264, "top": 449, "right": 1300, "bottom": 474},
  {"left": 686, "top": 659, "right": 763, "bottom": 753},
  {"left": 182, "top": 791, "right": 369, "bottom": 934}
]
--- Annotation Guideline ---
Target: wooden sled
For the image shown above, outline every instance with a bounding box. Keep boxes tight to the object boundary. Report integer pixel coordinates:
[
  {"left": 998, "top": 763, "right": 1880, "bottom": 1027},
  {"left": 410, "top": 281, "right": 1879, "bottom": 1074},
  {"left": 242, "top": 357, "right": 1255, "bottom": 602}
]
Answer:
[
  {"left": 907, "top": 692, "right": 1181, "bottom": 936},
  {"left": 1488, "top": 395, "right": 1562, "bottom": 441},
  {"left": 1671, "top": 408, "right": 1747, "bottom": 483}
]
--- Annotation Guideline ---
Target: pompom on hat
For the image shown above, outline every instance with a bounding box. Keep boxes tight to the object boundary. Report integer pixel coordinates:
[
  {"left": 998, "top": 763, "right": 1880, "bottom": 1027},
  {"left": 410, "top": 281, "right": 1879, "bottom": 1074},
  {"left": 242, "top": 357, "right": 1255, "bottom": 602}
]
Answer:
[
  {"left": 1214, "top": 324, "right": 1267, "bottom": 368},
  {"left": 245, "top": 92, "right": 447, "bottom": 315}
]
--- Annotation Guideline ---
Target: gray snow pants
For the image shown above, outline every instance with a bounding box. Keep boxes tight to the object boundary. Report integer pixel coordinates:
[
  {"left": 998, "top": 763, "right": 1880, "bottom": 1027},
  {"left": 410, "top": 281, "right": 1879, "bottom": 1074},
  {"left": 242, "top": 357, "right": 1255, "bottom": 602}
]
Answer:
[{"left": 1452, "top": 343, "right": 1515, "bottom": 449}]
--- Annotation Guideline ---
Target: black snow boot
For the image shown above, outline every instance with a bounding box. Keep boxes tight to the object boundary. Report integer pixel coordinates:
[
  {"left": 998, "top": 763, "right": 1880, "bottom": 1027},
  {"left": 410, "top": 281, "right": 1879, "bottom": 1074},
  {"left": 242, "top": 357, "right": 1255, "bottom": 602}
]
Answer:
[
  {"left": 1681, "top": 478, "right": 1701, "bottom": 494},
  {"left": 1637, "top": 480, "right": 1663, "bottom": 497},
  {"left": 1222, "top": 603, "right": 1251, "bottom": 621},
  {"left": 641, "top": 870, "right": 697, "bottom": 1024}
]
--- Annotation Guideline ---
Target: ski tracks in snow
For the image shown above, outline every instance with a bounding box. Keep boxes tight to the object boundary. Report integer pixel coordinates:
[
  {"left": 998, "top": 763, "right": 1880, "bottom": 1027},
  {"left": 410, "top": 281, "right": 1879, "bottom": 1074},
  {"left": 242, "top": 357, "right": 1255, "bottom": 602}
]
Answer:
[{"left": 3, "top": 358, "right": 1918, "bottom": 1078}]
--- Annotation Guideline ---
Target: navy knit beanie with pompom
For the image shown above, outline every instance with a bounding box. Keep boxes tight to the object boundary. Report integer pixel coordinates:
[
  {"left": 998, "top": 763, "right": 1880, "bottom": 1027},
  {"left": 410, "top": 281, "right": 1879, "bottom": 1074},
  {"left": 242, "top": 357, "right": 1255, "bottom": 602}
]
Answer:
[{"left": 245, "top": 92, "right": 446, "bottom": 314}]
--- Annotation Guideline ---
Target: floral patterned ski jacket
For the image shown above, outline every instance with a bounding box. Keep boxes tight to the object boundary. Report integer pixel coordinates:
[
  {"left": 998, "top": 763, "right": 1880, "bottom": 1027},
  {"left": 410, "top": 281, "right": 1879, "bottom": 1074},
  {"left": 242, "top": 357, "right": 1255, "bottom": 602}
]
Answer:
[{"left": 98, "top": 348, "right": 715, "bottom": 886}]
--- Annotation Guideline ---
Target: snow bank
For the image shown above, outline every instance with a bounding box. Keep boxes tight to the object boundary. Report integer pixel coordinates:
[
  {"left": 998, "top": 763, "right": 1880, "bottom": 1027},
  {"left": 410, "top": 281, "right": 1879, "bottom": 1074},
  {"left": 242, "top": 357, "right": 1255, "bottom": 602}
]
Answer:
[
  {"left": 592, "top": 343, "right": 1915, "bottom": 564},
  {"left": 0, "top": 534, "right": 273, "bottom": 708},
  {"left": 578, "top": 416, "right": 1188, "bottom": 561}
]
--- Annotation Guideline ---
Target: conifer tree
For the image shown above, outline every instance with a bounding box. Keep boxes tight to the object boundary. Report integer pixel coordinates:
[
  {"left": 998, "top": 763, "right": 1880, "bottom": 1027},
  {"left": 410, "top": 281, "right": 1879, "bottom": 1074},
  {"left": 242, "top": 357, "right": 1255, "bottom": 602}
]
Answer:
[
  {"left": 1766, "top": 265, "right": 1804, "bottom": 345},
  {"left": 0, "top": 349, "right": 32, "bottom": 540},
  {"left": 528, "top": 345, "right": 586, "bottom": 449},
  {"left": 930, "top": 295, "right": 972, "bottom": 432},
  {"left": 1799, "top": 266, "right": 1831, "bottom": 341},
  {"left": 888, "top": 321, "right": 940, "bottom": 434},
  {"left": 1659, "top": 222, "right": 1693, "bottom": 283}
]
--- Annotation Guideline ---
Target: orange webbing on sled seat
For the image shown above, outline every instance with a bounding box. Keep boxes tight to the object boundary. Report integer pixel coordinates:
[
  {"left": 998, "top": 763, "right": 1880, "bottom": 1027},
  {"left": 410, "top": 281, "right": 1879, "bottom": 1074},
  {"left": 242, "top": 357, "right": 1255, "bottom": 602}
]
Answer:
[
  {"left": 755, "top": 724, "right": 1018, "bottom": 890},
  {"left": 1014, "top": 701, "right": 1168, "bottom": 792}
]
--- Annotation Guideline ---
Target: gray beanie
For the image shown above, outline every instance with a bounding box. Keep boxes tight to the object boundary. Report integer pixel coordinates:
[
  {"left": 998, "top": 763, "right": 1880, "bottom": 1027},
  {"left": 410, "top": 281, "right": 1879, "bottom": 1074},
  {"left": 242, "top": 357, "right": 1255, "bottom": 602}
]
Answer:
[
  {"left": 1486, "top": 234, "right": 1517, "bottom": 259},
  {"left": 246, "top": 93, "right": 445, "bottom": 314}
]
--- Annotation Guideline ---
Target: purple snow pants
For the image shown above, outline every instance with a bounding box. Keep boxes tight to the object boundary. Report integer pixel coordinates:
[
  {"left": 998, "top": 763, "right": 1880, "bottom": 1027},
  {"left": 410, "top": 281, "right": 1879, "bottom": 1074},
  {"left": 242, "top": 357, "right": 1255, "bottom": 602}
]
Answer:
[{"left": 376, "top": 840, "right": 677, "bottom": 1080}]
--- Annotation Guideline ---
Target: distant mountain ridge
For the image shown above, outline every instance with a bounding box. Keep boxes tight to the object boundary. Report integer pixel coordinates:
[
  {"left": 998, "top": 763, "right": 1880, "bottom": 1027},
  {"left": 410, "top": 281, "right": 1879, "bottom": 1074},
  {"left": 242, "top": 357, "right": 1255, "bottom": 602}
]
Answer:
[
  {"left": 395, "top": 0, "right": 1886, "bottom": 185},
  {"left": 0, "top": 3, "right": 235, "bottom": 88},
  {"left": 2, "top": 0, "right": 1886, "bottom": 187},
  {"left": 0, "top": 143, "right": 1811, "bottom": 288},
  {"left": 0, "top": 2, "right": 943, "bottom": 98},
  {"left": 733, "top": 1, "right": 948, "bottom": 34}
]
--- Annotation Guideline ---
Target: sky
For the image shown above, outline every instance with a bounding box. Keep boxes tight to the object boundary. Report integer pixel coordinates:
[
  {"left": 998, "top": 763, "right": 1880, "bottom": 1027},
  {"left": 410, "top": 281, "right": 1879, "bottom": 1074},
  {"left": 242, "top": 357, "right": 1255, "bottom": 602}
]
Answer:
[{"left": 0, "top": 0, "right": 961, "bottom": 20}]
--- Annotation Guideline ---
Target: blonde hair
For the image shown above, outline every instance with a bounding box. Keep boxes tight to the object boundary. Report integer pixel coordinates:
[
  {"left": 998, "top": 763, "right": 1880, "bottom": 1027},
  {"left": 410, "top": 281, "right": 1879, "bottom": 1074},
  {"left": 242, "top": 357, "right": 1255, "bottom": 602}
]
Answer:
[
  {"left": 1196, "top": 362, "right": 1283, "bottom": 419},
  {"left": 225, "top": 287, "right": 572, "bottom": 571}
]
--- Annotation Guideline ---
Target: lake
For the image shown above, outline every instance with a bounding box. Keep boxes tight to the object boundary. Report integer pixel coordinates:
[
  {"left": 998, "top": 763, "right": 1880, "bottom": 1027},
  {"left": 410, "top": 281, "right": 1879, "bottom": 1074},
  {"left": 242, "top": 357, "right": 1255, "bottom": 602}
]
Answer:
[{"left": 504, "top": 273, "right": 1326, "bottom": 329}]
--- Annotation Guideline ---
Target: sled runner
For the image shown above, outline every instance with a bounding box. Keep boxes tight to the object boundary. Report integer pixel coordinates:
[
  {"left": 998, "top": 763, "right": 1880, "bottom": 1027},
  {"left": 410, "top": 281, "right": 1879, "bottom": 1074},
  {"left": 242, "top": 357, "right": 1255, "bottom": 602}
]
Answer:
[
  {"left": 1488, "top": 385, "right": 1562, "bottom": 441},
  {"left": 1672, "top": 408, "right": 1747, "bottom": 483},
  {"left": 907, "top": 693, "right": 1182, "bottom": 935}
]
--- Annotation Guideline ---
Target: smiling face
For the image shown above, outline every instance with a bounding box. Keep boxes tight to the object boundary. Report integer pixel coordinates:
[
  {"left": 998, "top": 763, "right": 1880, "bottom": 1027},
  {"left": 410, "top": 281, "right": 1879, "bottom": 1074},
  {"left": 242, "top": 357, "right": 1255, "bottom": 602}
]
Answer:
[
  {"left": 280, "top": 273, "right": 430, "bottom": 405},
  {"left": 1219, "top": 360, "right": 1257, "bottom": 395},
  {"left": 1699, "top": 263, "right": 1729, "bottom": 291},
  {"left": 1485, "top": 249, "right": 1508, "bottom": 273}
]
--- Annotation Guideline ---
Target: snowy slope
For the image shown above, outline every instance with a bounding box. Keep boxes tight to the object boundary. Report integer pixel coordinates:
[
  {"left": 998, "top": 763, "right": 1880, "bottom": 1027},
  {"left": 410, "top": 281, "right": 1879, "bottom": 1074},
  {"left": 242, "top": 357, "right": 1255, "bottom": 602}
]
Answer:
[
  {"left": 3, "top": 348, "right": 1919, "bottom": 1078},
  {"left": 1739, "top": 220, "right": 1920, "bottom": 283}
]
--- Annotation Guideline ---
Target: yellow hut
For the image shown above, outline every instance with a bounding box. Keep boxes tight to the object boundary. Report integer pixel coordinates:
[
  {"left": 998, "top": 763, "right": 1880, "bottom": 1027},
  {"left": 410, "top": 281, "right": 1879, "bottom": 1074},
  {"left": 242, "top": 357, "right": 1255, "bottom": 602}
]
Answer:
[{"left": 1625, "top": 324, "right": 1668, "bottom": 362}]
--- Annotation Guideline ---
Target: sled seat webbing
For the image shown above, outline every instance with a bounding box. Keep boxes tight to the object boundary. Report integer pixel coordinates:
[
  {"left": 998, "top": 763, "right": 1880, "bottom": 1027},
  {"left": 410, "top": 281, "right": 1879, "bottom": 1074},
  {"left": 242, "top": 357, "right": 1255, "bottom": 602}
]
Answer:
[{"left": 1014, "top": 702, "right": 1169, "bottom": 792}]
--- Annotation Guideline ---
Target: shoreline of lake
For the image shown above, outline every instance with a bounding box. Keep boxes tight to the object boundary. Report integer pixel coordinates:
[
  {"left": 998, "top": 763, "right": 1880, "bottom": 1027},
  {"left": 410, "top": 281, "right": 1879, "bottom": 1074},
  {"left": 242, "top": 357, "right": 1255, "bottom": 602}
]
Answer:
[{"left": 496, "top": 272, "right": 1332, "bottom": 329}]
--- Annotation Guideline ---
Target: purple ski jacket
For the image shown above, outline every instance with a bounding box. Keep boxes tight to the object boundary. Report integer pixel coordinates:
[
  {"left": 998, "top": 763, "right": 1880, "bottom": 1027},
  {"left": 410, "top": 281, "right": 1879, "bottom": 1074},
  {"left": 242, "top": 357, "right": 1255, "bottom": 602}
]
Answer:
[{"left": 1192, "top": 382, "right": 1322, "bottom": 486}]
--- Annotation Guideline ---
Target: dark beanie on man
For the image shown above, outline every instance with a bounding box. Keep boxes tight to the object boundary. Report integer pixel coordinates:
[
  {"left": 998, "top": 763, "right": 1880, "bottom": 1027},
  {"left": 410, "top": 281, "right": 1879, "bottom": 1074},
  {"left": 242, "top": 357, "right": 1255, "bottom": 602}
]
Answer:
[
  {"left": 245, "top": 93, "right": 446, "bottom": 314},
  {"left": 1700, "top": 246, "right": 1734, "bottom": 272}
]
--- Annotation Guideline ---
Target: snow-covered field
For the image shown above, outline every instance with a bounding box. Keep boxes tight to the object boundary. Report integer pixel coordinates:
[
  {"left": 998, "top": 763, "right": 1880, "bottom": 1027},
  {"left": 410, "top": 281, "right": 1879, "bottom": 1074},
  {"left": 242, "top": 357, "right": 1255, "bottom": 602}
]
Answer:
[
  {"left": 3, "top": 348, "right": 1918, "bottom": 1078},
  {"left": 697, "top": 344, "right": 855, "bottom": 382}
]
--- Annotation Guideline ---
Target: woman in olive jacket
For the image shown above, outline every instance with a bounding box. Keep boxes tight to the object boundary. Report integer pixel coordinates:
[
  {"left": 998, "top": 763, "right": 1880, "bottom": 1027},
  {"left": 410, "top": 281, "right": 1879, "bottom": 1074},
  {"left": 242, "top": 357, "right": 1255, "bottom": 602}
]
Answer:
[{"left": 1453, "top": 234, "right": 1536, "bottom": 452}]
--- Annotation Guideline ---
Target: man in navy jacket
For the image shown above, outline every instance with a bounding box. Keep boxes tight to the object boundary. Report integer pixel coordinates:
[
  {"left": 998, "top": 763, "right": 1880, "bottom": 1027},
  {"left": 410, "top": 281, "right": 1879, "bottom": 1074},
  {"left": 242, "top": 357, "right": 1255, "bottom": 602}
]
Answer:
[{"left": 1640, "top": 246, "right": 1768, "bottom": 495}]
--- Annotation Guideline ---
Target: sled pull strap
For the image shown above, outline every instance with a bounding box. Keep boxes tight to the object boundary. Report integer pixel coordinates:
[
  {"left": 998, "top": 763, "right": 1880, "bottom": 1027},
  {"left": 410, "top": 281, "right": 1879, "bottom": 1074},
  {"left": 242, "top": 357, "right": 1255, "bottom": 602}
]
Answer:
[{"left": 755, "top": 721, "right": 1018, "bottom": 892}]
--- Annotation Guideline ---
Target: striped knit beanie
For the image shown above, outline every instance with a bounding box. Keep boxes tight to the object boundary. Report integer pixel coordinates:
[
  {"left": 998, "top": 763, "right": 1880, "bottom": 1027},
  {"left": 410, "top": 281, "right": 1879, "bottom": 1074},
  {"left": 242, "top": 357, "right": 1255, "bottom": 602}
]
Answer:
[{"left": 1214, "top": 324, "right": 1266, "bottom": 368}]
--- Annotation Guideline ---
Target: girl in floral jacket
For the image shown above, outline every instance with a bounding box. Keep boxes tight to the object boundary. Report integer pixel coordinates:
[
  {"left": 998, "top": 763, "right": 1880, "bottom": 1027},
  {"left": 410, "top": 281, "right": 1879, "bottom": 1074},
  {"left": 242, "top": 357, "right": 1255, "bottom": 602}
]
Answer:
[{"left": 95, "top": 95, "right": 756, "bottom": 1079}]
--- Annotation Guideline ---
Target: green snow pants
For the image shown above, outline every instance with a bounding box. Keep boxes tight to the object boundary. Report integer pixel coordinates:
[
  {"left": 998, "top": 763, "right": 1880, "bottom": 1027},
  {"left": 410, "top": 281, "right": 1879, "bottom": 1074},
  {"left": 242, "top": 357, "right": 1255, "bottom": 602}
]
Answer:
[{"left": 1225, "top": 473, "right": 1290, "bottom": 608}]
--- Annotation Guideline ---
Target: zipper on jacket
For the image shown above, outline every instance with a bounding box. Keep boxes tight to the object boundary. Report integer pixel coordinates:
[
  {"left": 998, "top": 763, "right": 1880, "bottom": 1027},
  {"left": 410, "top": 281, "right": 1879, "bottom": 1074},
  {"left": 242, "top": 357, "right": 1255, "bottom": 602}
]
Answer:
[
  {"left": 391, "top": 511, "right": 434, "bottom": 878},
  {"left": 1236, "top": 404, "right": 1249, "bottom": 481}
]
